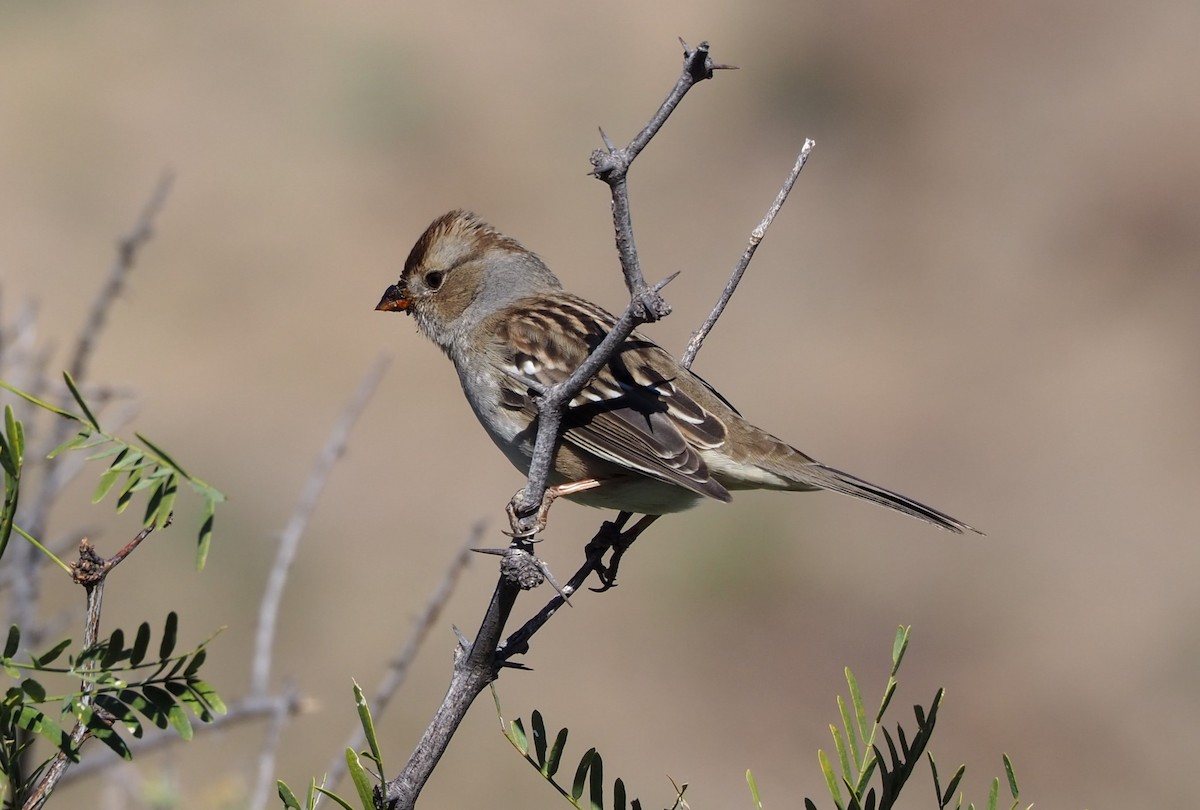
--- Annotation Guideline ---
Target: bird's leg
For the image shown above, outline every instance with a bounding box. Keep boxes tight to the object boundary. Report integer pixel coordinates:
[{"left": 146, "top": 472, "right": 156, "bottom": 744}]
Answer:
[
  {"left": 505, "top": 478, "right": 604, "bottom": 538},
  {"left": 591, "top": 514, "right": 660, "bottom": 591}
]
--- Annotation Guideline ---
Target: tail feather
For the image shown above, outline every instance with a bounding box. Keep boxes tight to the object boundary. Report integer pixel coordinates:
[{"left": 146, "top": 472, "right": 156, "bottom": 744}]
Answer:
[{"left": 800, "top": 462, "right": 981, "bottom": 534}]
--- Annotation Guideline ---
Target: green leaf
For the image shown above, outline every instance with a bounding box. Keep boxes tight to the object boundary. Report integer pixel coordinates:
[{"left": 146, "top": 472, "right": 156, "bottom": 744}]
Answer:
[
  {"left": 613, "top": 777, "right": 627, "bottom": 810},
  {"left": 818, "top": 749, "right": 842, "bottom": 808},
  {"left": 313, "top": 786, "right": 357, "bottom": 810},
  {"left": 152, "top": 479, "right": 177, "bottom": 529},
  {"left": 987, "top": 776, "right": 999, "bottom": 810},
  {"left": 509, "top": 717, "right": 528, "bottom": 755},
  {"left": 33, "top": 638, "right": 72, "bottom": 667},
  {"left": 877, "top": 680, "right": 898, "bottom": 724},
  {"left": 5, "top": 406, "right": 23, "bottom": 462},
  {"left": 746, "top": 770, "right": 763, "bottom": 809},
  {"left": 83, "top": 707, "right": 133, "bottom": 759},
  {"left": 48, "top": 430, "right": 94, "bottom": 459},
  {"left": 93, "top": 693, "right": 144, "bottom": 737},
  {"left": 588, "top": 750, "right": 604, "bottom": 810},
  {"left": 85, "top": 443, "right": 125, "bottom": 462},
  {"left": 532, "top": 709, "right": 548, "bottom": 767},
  {"left": 892, "top": 626, "right": 910, "bottom": 673},
  {"left": 116, "top": 470, "right": 141, "bottom": 512},
  {"left": 101, "top": 629, "right": 127, "bottom": 668},
  {"left": 0, "top": 379, "right": 81, "bottom": 420},
  {"left": 830, "top": 724, "right": 851, "bottom": 784},
  {"left": 159, "top": 612, "right": 178, "bottom": 659},
  {"left": 121, "top": 687, "right": 170, "bottom": 729},
  {"left": 164, "top": 681, "right": 211, "bottom": 722},
  {"left": 186, "top": 680, "right": 226, "bottom": 715},
  {"left": 20, "top": 679, "right": 45, "bottom": 702},
  {"left": 546, "top": 726, "right": 568, "bottom": 778},
  {"left": 92, "top": 468, "right": 123, "bottom": 504},
  {"left": 942, "top": 764, "right": 966, "bottom": 806},
  {"left": 109, "top": 448, "right": 142, "bottom": 471},
  {"left": 135, "top": 432, "right": 190, "bottom": 479},
  {"left": 144, "top": 683, "right": 192, "bottom": 739},
  {"left": 837, "top": 694, "right": 861, "bottom": 769},
  {"left": 4, "top": 625, "right": 19, "bottom": 659},
  {"left": 277, "top": 781, "right": 303, "bottom": 810},
  {"left": 63, "top": 372, "right": 102, "bottom": 430},
  {"left": 130, "top": 622, "right": 151, "bottom": 667},
  {"left": 346, "top": 747, "right": 375, "bottom": 809},
  {"left": 572, "top": 748, "right": 596, "bottom": 802},
  {"left": 0, "top": 428, "right": 19, "bottom": 562},
  {"left": 1002, "top": 754, "right": 1018, "bottom": 799},
  {"left": 846, "top": 668, "right": 868, "bottom": 742},
  {"left": 196, "top": 503, "right": 215, "bottom": 571},
  {"left": 353, "top": 680, "right": 384, "bottom": 776},
  {"left": 183, "top": 647, "right": 207, "bottom": 678},
  {"left": 16, "top": 705, "right": 76, "bottom": 759}
]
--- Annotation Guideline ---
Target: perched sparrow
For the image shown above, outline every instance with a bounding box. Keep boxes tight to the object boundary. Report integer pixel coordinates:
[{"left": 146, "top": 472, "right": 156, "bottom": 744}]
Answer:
[{"left": 377, "top": 210, "right": 976, "bottom": 533}]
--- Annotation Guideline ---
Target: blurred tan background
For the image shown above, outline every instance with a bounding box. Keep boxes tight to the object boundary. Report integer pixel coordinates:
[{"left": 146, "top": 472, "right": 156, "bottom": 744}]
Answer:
[{"left": 2, "top": 1, "right": 1198, "bottom": 808}]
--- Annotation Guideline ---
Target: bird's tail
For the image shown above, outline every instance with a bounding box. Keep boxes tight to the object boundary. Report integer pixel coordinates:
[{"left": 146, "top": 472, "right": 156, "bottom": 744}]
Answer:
[{"left": 797, "top": 462, "right": 981, "bottom": 534}]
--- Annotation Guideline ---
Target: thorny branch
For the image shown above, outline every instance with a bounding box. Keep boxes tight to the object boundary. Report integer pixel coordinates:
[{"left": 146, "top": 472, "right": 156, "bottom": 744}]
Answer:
[
  {"left": 248, "top": 356, "right": 391, "bottom": 810},
  {"left": 512, "top": 39, "right": 732, "bottom": 534},
  {"left": 318, "top": 526, "right": 478, "bottom": 802},
  {"left": 379, "top": 39, "right": 788, "bottom": 810},
  {"left": 682, "top": 138, "right": 816, "bottom": 368},
  {"left": 22, "top": 525, "right": 168, "bottom": 810}
]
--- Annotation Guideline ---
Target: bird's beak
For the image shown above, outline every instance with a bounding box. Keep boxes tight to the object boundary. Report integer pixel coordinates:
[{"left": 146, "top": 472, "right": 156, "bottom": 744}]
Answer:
[{"left": 375, "top": 284, "right": 410, "bottom": 313}]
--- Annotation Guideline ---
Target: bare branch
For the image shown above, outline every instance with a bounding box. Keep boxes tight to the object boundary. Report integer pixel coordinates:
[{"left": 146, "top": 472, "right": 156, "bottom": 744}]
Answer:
[
  {"left": 381, "top": 40, "right": 734, "bottom": 810},
  {"left": 249, "top": 680, "right": 303, "bottom": 810},
  {"left": 252, "top": 355, "right": 391, "bottom": 696},
  {"left": 318, "top": 527, "right": 478, "bottom": 803},
  {"left": 380, "top": 562, "right": 524, "bottom": 809},
  {"left": 509, "top": 41, "right": 728, "bottom": 531},
  {"left": 682, "top": 139, "right": 815, "bottom": 368},
  {"left": 590, "top": 39, "right": 728, "bottom": 319},
  {"left": 68, "top": 170, "right": 174, "bottom": 386},
  {"left": 13, "top": 172, "right": 174, "bottom": 644}
]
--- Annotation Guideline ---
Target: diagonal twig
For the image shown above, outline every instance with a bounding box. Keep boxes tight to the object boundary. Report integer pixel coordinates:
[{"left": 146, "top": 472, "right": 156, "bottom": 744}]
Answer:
[
  {"left": 247, "top": 354, "right": 390, "bottom": 810},
  {"left": 513, "top": 38, "right": 725, "bottom": 533},
  {"left": 251, "top": 354, "right": 392, "bottom": 697},
  {"left": 682, "top": 138, "right": 816, "bottom": 368},
  {"left": 317, "top": 526, "right": 479, "bottom": 804}
]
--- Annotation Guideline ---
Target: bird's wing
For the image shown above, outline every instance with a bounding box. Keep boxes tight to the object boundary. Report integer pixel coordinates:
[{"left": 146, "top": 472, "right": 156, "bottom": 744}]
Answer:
[{"left": 490, "top": 295, "right": 732, "bottom": 502}]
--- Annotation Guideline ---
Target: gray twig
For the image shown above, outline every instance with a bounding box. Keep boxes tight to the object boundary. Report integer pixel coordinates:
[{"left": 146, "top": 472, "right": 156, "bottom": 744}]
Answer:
[
  {"left": 9, "top": 170, "right": 173, "bottom": 665},
  {"left": 681, "top": 138, "right": 815, "bottom": 368},
  {"left": 69, "top": 170, "right": 175, "bottom": 387},
  {"left": 251, "top": 354, "right": 391, "bottom": 698},
  {"left": 317, "top": 527, "right": 478, "bottom": 804},
  {"left": 512, "top": 39, "right": 725, "bottom": 531},
  {"left": 249, "top": 680, "right": 304, "bottom": 810},
  {"left": 379, "top": 39, "right": 728, "bottom": 810}
]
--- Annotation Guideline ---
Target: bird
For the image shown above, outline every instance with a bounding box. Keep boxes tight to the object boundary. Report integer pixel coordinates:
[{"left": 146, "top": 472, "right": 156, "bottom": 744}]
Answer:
[{"left": 376, "top": 210, "right": 977, "bottom": 534}]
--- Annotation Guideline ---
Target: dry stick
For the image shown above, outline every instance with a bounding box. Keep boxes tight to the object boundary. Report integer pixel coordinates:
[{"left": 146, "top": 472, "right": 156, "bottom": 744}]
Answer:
[
  {"left": 13, "top": 171, "right": 175, "bottom": 642},
  {"left": 378, "top": 41, "right": 726, "bottom": 810},
  {"left": 317, "top": 527, "right": 479, "bottom": 804},
  {"left": 21, "top": 527, "right": 164, "bottom": 810},
  {"left": 247, "top": 354, "right": 392, "bottom": 810},
  {"left": 502, "top": 80, "right": 816, "bottom": 661},
  {"left": 251, "top": 354, "right": 391, "bottom": 695},
  {"left": 681, "top": 138, "right": 816, "bottom": 369},
  {"left": 513, "top": 38, "right": 730, "bottom": 532}
]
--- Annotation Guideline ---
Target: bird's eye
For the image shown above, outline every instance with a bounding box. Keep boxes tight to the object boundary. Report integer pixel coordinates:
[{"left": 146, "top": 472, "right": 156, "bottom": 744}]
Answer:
[{"left": 425, "top": 270, "right": 444, "bottom": 290}]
